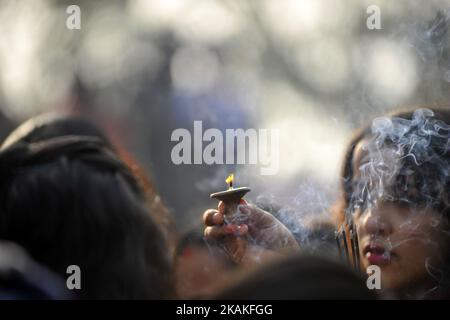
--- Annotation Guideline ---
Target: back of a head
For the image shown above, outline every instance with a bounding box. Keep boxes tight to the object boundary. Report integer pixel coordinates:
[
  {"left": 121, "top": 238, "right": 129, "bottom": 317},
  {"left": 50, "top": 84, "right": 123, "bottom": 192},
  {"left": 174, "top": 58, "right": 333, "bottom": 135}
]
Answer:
[
  {"left": 0, "top": 115, "right": 173, "bottom": 299},
  {"left": 216, "top": 255, "right": 377, "bottom": 300}
]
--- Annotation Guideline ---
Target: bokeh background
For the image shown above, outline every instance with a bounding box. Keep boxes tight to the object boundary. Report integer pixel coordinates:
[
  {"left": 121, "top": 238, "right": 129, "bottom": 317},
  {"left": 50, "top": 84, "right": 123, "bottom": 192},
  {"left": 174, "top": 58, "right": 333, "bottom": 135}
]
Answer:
[{"left": 0, "top": 0, "right": 449, "bottom": 233}]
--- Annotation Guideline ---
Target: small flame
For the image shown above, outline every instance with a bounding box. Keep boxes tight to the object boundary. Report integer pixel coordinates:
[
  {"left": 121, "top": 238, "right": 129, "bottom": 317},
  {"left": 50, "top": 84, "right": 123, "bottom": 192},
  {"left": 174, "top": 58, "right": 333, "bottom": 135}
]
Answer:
[{"left": 226, "top": 173, "right": 234, "bottom": 189}]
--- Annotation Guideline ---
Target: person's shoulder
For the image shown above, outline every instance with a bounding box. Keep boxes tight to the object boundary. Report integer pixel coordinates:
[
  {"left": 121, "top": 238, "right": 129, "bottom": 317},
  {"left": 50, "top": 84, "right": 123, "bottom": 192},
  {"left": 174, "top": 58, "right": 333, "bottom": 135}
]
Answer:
[{"left": 0, "top": 241, "right": 73, "bottom": 300}]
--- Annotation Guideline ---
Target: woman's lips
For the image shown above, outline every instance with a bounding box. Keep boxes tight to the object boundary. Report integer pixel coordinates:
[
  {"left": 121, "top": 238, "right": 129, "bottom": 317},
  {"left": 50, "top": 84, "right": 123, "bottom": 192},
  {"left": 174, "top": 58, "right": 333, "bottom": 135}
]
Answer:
[
  {"left": 366, "top": 251, "right": 390, "bottom": 265},
  {"left": 363, "top": 244, "right": 392, "bottom": 266}
]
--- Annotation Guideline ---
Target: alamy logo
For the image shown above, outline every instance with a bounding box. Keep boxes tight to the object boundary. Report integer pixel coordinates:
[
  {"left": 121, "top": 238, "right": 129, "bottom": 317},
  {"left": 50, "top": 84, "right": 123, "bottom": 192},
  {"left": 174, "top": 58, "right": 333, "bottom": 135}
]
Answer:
[
  {"left": 170, "top": 121, "right": 279, "bottom": 175},
  {"left": 66, "top": 265, "right": 81, "bottom": 290},
  {"left": 366, "top": 265, "right": 381, "bottom": 290},
  {"left": 366, "top": 5, "right": 381, "bottom": 30},
  {"left": 66, "top": 5, "right": 81, "bottom": 30}
]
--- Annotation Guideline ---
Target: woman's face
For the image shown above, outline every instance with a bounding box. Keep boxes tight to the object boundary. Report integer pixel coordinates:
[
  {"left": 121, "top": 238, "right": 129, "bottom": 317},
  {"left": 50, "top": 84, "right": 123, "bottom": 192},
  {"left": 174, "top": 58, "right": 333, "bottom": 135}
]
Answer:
[{"left": 352, "top": 140, "right": 449, "bottom": 294}]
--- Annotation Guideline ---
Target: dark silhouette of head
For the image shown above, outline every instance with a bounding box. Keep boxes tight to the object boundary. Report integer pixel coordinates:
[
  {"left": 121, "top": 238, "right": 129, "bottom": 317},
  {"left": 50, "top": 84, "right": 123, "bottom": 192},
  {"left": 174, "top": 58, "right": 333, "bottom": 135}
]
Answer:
[
  {"left": 0, "top": 114, "right": 173, "bottom": 299},
  {"left": 215, "top": 254, "right": 377, "bottom": 299}
]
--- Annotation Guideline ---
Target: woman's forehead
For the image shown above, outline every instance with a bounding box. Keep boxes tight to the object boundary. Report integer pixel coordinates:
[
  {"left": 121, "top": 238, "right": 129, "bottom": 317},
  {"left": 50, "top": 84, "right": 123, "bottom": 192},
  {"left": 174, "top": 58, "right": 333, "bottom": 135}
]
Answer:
[
  {"left": 352, "top": 138, "right": 370, "bottom": 179},
  {"left": 352, "top": 137, "right": 399, "bottom": 172}
]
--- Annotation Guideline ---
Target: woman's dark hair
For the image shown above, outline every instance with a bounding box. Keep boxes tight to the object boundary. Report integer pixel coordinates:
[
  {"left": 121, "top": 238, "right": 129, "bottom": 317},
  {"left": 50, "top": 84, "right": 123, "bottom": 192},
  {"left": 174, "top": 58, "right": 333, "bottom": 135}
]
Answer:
[
  {"left": 0, "top": 114, "right": 173, "bottom": 299},
  {"left": 215, "top": 254, "right": 377, "bottom": 299},
  {"left": 339, "top": 107, "right": 450, "bottom": 219}
]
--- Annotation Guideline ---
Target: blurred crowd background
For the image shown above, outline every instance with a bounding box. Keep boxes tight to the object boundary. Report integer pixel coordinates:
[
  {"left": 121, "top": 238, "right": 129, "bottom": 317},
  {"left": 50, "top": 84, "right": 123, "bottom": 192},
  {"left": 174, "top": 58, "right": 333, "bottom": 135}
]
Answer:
[{"left": 0, "top": 0, "right": 449, "bottom": 233}]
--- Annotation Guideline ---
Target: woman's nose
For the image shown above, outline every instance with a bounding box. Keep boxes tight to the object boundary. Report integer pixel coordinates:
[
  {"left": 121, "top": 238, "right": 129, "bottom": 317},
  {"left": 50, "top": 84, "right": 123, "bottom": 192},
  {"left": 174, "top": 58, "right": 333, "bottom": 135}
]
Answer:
[{"left": 361, "top": 207, "right": 391, "bottom": 236}]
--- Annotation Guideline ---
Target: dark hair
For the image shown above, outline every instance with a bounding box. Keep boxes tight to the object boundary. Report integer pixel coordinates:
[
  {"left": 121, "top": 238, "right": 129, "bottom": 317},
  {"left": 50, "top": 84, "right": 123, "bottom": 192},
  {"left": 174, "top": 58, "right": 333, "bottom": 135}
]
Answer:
[
  {"left": 340, "top": 107, "right": 450, "bottom": 219},
  {"left": 215, "top": 254, "right": 377, "bottom": 299},
  {"left": 0, "top": 115, "right": 173, "bottom": 299},
  {"left": 3, "top": 113, "right": 106, "bottom": 142}
]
